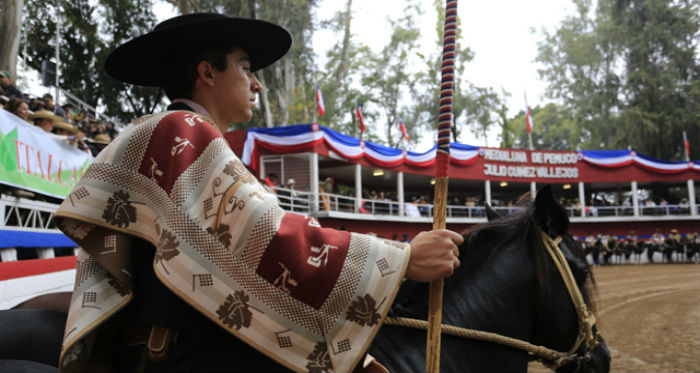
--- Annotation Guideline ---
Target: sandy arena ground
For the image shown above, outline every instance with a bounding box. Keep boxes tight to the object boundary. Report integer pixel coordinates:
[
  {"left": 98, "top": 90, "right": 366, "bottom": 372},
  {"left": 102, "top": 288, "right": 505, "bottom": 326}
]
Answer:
[{"left": 531, "top": 263, "right": 699, "bottom": 372}]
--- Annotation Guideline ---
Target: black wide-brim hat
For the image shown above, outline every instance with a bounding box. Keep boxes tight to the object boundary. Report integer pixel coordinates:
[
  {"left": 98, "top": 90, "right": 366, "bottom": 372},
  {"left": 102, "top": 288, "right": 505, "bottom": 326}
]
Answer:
[{"left": 105, "top": 13, "right": 292, "bottom": 87}]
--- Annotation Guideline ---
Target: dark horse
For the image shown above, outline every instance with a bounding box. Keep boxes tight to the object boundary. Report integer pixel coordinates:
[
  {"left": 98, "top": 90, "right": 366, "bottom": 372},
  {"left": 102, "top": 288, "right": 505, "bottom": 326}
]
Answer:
[
  {"left": 370, "top": 186, "right": 610, "bottom": 372},
  {"left": 1, "top": 186, "right": 609, "bottom": 372}
]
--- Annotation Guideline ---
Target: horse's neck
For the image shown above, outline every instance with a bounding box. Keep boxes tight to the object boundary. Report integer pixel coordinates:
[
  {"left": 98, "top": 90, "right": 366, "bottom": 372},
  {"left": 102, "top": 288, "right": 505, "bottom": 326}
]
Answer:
[
  {"left": 391, "top": 237, "right": 537, "bottom": 336},
  {"left": 442, "top": 242, "right": 536, "bottom": 340},
  {"left": 376, "top": 238, "right": 537, "bottom": 372}
]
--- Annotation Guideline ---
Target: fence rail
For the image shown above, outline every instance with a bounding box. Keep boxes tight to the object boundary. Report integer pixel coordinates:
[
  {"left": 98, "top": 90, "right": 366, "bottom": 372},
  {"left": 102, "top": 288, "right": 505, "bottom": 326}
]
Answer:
[{"left": 270, "top": 188, "right": 696, "bottom": 220}]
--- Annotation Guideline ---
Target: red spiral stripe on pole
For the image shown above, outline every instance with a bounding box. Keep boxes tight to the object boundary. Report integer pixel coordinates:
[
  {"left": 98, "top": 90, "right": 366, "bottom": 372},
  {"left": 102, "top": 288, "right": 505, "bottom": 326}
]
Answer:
[{"left": 436, "top": 0, "right": 458, "bottom": 177}]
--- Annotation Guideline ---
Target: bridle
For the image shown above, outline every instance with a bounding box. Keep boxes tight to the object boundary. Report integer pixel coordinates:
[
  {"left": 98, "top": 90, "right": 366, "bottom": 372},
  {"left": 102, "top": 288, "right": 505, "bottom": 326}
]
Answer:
[{"left": 384, "top": 233, "right": 601, "bottom": 370}]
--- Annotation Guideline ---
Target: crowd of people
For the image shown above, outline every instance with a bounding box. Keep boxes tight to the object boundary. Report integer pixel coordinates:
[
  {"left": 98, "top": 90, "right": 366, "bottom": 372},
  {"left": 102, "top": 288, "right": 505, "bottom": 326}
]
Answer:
[
  {"left": 580, "top": 228, "right": 700, "bottom": 265},
  {"left": 556, "top": 195, "right": 694, "bottom": 217},
  {"left": 0, "top": 69, "right": 117, "bottom": 157}
]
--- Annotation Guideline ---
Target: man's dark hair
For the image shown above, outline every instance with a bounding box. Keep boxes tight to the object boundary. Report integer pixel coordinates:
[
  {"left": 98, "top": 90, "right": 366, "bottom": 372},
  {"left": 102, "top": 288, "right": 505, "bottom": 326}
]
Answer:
[{"left": 162, "top": 44, "right": 238, "bottom": 101}]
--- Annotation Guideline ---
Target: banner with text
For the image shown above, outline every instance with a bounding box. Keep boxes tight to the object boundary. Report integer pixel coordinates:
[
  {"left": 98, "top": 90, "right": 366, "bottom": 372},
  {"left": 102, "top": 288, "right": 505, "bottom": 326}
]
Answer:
[
  {"left": 480, "top": 148, "right": 580, "bottom": 181},
  {"left": 0, "top": 110, "right": 93, "bottom": 198}
]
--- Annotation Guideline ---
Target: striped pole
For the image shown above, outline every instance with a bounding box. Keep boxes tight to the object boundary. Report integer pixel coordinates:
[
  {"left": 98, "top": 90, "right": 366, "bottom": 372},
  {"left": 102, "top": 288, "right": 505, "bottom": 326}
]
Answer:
[{"left": 427, "top": 1, "right": 457, "bottom": 372}]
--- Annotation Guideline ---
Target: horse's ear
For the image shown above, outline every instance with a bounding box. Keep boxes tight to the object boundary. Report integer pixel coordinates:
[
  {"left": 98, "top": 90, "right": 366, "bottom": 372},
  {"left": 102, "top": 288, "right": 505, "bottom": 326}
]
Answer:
[
  {"left": 485, "top": 203, "right": 502, "bottom": 221},
  {"left": 534, "top": 185, "right": 569, "bottom": 236}
]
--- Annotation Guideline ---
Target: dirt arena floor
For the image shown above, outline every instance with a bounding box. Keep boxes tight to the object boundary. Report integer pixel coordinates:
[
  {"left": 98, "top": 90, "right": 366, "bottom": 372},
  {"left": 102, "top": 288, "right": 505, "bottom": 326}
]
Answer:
[{"left": 530, "top": 263, "right": 699, "bottom": 372}]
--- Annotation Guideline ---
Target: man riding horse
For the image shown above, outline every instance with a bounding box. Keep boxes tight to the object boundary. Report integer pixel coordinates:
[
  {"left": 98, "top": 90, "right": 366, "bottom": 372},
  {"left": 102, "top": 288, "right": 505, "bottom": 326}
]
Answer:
[{"left": 48, "top": 13, "right": 462, "bottom": 372}]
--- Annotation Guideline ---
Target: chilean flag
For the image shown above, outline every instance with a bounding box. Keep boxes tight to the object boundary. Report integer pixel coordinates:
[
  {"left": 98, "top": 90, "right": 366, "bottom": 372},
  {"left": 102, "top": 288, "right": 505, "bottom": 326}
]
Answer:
[
  {"left": 684, "top": 131, "right": 690, "bottom": 159},
  {"left": 356, "top": 103, "right": 366, "bottom": 133},
  {"left": 316, "top": 85, "right": 325, "bottom": 116},
  {"left": 399, "top": 118, "right": 410, "bottom": 141}
]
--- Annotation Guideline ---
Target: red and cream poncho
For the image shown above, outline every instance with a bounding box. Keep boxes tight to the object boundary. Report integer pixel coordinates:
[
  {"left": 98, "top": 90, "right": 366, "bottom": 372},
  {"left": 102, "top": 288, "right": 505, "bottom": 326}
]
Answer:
[{"left": 54, "top": 110, "right": 410, "bottom": 372}]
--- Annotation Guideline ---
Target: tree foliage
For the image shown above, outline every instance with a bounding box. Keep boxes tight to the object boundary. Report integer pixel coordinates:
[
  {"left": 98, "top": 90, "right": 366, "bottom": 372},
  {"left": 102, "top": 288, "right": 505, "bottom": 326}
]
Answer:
[
  {"left": 536, "top": 0, "right": 700, "bottom": 159},
  {"left": 360, "top": 3, "right": 420, "bottom": 147},
  {"left": 21, "top": 0, "right": 160, "bottom": 123},
  {"left": 509, "top": 103, "right": 582, "bottom": 150}
]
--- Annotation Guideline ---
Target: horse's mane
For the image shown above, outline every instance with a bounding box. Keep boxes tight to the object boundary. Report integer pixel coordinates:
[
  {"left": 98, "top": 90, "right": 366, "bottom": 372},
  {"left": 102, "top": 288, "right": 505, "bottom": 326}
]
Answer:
[{"left": 462, "top": 194, "right": 597, "bottom": 314}]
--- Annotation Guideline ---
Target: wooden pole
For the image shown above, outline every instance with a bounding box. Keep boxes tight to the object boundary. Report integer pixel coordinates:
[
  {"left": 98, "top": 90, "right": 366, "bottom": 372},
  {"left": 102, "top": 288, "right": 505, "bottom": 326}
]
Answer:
[
  {"left": 427, "top": 176, "right": 448, "bottom": 372},
  {"left": 427, "top": 1, "right": 458, "bottom": 371}
]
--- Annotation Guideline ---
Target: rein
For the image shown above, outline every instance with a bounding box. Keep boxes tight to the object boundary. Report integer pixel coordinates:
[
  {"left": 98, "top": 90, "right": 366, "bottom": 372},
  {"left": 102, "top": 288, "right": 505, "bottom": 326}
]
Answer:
[{"left": 384, "top": 233, "right": 600, "bottom": 370}]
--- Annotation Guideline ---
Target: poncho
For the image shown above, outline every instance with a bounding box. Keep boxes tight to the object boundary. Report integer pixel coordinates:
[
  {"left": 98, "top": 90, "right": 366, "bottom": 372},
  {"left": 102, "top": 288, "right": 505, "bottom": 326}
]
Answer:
[{"left": 54, "top": 110, "right": 410, "bottom": 372}]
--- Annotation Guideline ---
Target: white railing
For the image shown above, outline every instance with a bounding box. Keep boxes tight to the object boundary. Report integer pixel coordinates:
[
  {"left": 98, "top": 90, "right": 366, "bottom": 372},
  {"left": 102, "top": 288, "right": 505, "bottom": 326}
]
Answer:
[
  {"left": 0, "top": 194, "right": 61, "bottom": 231},
  {"left": 273, "top": 187, "right": 311, "bottom": 212},
  {"left": 269, "top": 187, "right": 696, "bottom": 220},
  {"left": 565, "top": 204, "right": 693, "bottom": 218}
]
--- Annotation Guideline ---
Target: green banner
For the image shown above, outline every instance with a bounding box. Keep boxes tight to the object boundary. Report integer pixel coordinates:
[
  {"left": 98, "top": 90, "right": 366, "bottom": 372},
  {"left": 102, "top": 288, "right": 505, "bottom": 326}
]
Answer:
[{"left": 0, "top": 110, "right": 93, "bottom": 198}]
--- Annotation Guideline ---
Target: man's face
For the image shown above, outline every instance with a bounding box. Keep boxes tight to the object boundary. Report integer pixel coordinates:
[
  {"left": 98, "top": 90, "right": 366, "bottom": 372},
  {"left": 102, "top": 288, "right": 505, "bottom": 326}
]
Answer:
[
  {"left": 211, "top": 48, "right": 263, "bottom": 124},
  {"left": 0, "top": 74, "right": 9, "bottom": 86}
]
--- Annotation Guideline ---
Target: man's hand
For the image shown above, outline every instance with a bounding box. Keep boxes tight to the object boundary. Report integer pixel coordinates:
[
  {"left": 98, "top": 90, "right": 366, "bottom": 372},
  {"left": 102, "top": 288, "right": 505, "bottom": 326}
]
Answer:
[{"left": 405, "top": 229, "right": 463, "bottom": 282}]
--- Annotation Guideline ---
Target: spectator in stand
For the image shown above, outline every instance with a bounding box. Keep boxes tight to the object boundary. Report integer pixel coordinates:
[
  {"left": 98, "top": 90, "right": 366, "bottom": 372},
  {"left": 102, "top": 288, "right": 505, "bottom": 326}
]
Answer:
[
  {"left": 644, "top": 198, "right": 657, "bottom": 215},
  {"left": 678, "top": 198, "right": 690, "bottom": 214},
  {"left": 464, "top": 196, "right": 476, "bottom": 217},
  {"left": 42, "top": 93, "right": 66, "bottom": 119},
  {"left": 0, "top": 95, "right": 9, "bottom": 109},
  {"left": 28, "top": 96, "right": 45, "bottom": 112},
  {"left": 284, "top": 178, "right": 297, "bottom": 197},
  {"left": 53, "top": 119, "right": 90, "bottom": 152},
  {"left": 572, "top": 198, "right": 583, "bottom": 216},
  {"left": 405, "top": 196, "right": 421, "bottom": 217},
  {"left": 105, "top": 121, "right": 118, "bottom": 138},
  {"left": 263, "top": 173, "right": 277, "bottom": 193},
  {"left": 659, "top": 198, "right": 669, "bottom": 215},
  {"left": 5, "top": 97, "right": 30, "bottom": 122},
  {"left": 74, "top": 109, "right": 88, "bottom": 124},
  {"left": 0, "top": 70, "right": 23, "bottom": 100},
  {"left": 30, "top": 110, "right": 59, "bottom": 132},
  {"left": 587, "top": 197, "right": 598, "bottom": 216},
  {"left": 419, "top": 195, "right": 431, "bottom": 216},
  {"left": 85, "top": 133, "right": 111, "bottom": 156},
  {"left": 62, "top": 103, "right": 76, "bottom": 123}
]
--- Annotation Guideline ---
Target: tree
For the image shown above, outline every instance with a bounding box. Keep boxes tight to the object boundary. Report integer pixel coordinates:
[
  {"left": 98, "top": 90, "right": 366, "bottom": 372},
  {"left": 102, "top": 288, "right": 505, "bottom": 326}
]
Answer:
[
  {"left": 0, "top": 0, "right": 23, "bottom": 78},
  {"left": 609, "top": 0, "right": 700, "bottom": 160},
  {"left": 458, "top": 85, "right": 503, "bottom": 146},
  {"left": 536, "top": 0, "right": 700, "bottom": 159},
  {"left": 21, "top": 0, "right": 160, "bottom": 123},
  {"left": 497, "top": 102, "right": 514, "bottom": 148},
  {"left": 510, "top": 103, "right": 582, "bottom": 150},
  {"left": 360, "top": 4, "right": 420, "bottom": 147}
]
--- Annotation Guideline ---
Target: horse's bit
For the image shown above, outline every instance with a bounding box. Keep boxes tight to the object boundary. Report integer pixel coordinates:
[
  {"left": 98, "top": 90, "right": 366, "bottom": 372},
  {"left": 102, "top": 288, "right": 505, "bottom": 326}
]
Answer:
[{"left": 384, "top": 233, "right": 601, "bottom": 370}]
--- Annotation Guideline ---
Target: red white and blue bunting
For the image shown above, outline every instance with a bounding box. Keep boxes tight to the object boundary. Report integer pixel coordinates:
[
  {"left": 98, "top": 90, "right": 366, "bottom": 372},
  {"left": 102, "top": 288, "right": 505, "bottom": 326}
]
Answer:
[
  {"left": 580, "top": 149, "right": 700, "bottom": 174},
  {"left": 241, "top": 123, "right": 699, "bottom": 175}
]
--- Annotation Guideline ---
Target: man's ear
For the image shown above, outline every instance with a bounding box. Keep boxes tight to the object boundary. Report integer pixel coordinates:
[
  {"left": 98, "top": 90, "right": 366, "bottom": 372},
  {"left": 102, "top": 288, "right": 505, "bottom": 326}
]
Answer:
[{"left": 196, "top": 61, "right": 216, "bottom": 87}]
